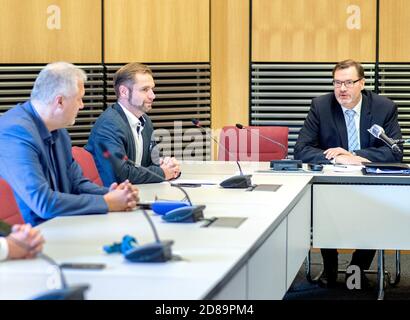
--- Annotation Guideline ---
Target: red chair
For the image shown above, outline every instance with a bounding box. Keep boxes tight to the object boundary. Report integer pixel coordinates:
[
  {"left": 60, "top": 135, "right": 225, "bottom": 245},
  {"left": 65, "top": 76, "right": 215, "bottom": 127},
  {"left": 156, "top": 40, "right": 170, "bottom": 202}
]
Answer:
[
  {"left": 218, "top": 126, "right": 289, "bottom": 161},
  {"left": 72, "top": 146, "right": 103, "bottom": 186},
  {"left": 0, "top": 178, "right": 24, "bottom": 225}
]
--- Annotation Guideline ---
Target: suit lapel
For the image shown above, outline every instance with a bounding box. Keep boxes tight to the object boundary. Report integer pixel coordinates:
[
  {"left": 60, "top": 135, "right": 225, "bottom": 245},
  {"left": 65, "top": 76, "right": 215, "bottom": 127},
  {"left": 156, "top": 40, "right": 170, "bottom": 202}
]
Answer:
[
  {"left": 112, "top": 103, "right": 136, "bottom": 161},
  {"left": 332, "top": 97, "right": 349, "bottom": 150},
  {"left": 140, "top": 115, "right": 150, "bottom": 164},
  {"left": 359, "top": 93, "right": 372, "bottom": 148}
]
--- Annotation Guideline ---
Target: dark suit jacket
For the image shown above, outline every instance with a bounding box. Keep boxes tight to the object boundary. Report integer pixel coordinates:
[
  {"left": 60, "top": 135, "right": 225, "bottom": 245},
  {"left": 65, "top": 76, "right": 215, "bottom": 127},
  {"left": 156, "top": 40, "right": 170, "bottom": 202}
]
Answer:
[
  {"left": 294, "top": 90, "right": 403, "bottom": 163},
  {"left": 86, "top": 103, "right": 164, "bottom": 186}
]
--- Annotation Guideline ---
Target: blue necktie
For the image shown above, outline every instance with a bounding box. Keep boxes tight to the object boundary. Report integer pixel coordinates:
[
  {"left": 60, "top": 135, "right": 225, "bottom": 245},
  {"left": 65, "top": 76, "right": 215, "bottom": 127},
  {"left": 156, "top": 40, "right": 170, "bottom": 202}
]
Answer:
[{"left": 345, "top": 109, "right": 359, "bottom": 152}]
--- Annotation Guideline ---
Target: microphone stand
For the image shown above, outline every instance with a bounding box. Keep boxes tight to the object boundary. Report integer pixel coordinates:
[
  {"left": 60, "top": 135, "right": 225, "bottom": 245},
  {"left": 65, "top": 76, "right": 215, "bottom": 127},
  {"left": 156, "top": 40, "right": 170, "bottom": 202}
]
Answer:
[
  {"left": 123, "top": 208, "right": 174, "bottom": 263},
  {"left": 192, "top": 119, "right": 253, "bottom": 189},
  {"left": 235, "top": 123, "right": 303, "bottom": 170},
  {"left": 235, "top": 123, "right": 288, "bottom": 157},
  {"left": 106, "top": 147, "right": 206, "bottom": 221},
  {"left": 99, "top": 143, "right": 205, "bottom": 259},
  {"left": 367, "top": 125, "right": 403, "bottom": 154}
]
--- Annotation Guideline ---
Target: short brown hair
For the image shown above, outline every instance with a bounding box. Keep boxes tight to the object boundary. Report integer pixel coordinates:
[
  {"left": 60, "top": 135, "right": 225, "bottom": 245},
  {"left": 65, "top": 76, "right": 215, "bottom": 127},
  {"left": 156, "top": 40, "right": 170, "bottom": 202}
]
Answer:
[
  {"left": 332, "top": 59, "right": 365, "bottom": 79},
  {"left": 113, "top": 63, "right": 153, "bottom": 97}
]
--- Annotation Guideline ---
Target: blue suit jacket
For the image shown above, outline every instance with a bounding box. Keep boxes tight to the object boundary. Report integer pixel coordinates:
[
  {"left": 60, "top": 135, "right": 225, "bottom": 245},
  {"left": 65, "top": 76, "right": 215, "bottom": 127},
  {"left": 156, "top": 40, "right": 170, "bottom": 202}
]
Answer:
[
  {"left": 85, "top": 103, "right": 164, "bottom": 187},
  {"left": 0, "top": 101, "right": 109, "bottom": 226},
  {"left": 294, "top": 90, "right": 403, "bottom": 163}
]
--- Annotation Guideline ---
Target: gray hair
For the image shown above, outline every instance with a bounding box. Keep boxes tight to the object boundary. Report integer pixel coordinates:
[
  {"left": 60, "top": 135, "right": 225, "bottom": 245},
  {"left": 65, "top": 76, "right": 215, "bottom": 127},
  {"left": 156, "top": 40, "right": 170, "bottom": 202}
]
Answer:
[{"left": 30, "top": 62, "right": 87, "bottom": 105}]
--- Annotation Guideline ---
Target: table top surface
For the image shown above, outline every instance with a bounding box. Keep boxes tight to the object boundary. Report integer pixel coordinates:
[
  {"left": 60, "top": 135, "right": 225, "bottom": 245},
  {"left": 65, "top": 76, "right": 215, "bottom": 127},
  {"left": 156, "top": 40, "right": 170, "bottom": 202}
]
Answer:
[{"left": 0, "top": 162, "right": 312, "bottom": 300}]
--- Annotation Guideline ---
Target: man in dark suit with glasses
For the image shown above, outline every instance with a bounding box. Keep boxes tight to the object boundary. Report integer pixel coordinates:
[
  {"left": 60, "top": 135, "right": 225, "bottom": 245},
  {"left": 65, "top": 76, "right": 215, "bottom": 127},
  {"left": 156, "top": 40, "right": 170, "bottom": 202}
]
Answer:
[{"left": 294, "top": 59, "right": 402, "bottom": 288}]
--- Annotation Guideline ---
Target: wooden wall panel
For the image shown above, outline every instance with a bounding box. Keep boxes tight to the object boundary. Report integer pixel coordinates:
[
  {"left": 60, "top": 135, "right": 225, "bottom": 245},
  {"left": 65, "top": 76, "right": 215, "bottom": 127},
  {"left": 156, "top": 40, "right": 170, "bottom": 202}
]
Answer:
[
  {"left": 252, "top": 0, "right": 376, "bottom": 62},
  {"left": 0, "top": 0, "right": 101, "bottom": 63},
  {"left": 105, "top": 0, "right": 209, "bottom": 63},
  {"left": 380, "top": 0, "right": 410, "bottom": 62},
  {"left": 211, "top": 0, "right": 249, "bottom": 139}
]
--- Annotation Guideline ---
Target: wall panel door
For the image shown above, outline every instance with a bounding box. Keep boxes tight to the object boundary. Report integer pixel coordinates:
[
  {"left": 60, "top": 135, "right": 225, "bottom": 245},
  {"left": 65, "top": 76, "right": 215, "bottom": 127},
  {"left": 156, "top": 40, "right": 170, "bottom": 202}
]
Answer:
[
  {"left": 380, "top": 0, "right": 410, "bottom": 62},
  {"left": 252, "top": 0, "right": 376, "bottom": 62},
  {"left": 105, "top": 0, "right": 209, "bottom": 63},
  {"left": 211, "top": 0, "right": 249, "bottom": 156},
  {"left": 0, "top": 0, "right": 101, "bottom": 63}
]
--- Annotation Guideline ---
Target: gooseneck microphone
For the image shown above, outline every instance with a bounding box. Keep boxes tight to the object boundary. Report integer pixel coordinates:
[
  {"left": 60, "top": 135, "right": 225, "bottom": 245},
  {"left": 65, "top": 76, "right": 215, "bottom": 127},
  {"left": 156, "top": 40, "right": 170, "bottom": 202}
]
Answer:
[
  {"left": 235, "top": 123, "right": 288, "bottom": 157},
  {"left": 367, "top": 124, "right": 402, "bottom": 154},
  {"left": 124, "top": 208, "right": 174, "bottom": 263},
  {"left": 98, "top": 144, "right": 177, "bottom": 262},
  {"left": 0, "top": 221, "right": 89, "bottom": 300},
  {"left": 192, "top": 119, "right": 253, "bottom": 189},
  {"left": 99, "top": 143, "right": 205, "bottom": 223}
]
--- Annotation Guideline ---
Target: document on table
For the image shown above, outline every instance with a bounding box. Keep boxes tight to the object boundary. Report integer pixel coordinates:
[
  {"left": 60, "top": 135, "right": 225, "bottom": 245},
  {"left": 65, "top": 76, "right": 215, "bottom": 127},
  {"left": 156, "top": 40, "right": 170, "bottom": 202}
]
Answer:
[
  {"left": 364, "top": 168, "right": 410, "bottom": 175},
  {"left": 172, "top": 179, "right": 217, "bottom": 187},
  {"left": 330, "top": 164, "right": 364, "bottom": 172}
]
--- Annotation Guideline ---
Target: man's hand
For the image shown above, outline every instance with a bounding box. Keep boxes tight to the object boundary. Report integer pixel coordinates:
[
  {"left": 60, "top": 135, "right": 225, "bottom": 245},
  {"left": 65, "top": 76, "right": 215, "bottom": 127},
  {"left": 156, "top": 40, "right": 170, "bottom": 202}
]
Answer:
[
  {"left": 160, "top": 157, "right": 180, "bottom": 180},
  {"left": 104, "top": 180, "right": 139, "bottom": 212},
  {"left": 334, "top": 154, "right": 370, "bottom": 165},
  {"left": 7, "top": 224, "right": 45, "bottom": 259},
  {"left": 323, "top": 147, "right": 352, "bottom": 160}
]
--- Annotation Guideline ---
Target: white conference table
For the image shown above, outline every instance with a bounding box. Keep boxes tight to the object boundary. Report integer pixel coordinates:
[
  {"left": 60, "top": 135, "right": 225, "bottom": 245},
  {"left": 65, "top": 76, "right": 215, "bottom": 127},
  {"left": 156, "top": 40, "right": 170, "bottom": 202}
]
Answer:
[
  {"left": 180, "top": 161, "right": 410, "bottom": 299},
  {"left": 0, "top": 162, "right": 312, "bottom": 300},
  {"left": 1, "top": 161, "right": 409, "bottom": 300}
]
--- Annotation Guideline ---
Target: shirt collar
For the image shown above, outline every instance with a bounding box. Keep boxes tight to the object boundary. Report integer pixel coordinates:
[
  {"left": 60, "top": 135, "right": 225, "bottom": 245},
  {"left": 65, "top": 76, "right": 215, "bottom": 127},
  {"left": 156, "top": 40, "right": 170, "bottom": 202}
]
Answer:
[
  {"left": 118, "top": 102, "right": 145, "bottom": 129},
  {"left": 341, "top": 95, "right": 362, "bottom": 117},
  {"left": 27, "top": 101, "right": 58, "bottom": 144}
]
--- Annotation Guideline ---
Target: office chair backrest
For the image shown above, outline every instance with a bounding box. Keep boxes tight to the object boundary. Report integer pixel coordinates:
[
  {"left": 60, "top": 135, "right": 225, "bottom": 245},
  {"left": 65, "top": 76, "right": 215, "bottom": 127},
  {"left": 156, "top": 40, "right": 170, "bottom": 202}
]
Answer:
[
  {"left": 71, "top": 146, "right": 103, "bottom": 186},
  {"left": 0, "top": 178, "right": 24, "bottom": 225},
  {"left": 218, "top": 126, "right": 289, "bottom": 161}
]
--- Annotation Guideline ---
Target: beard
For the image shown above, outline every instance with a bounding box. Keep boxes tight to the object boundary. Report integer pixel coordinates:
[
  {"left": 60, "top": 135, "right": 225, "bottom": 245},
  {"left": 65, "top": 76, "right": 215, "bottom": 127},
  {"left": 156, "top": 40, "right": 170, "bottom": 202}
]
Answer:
[
  {"left": 128, "top": 92, "right": 152, "bottom": 114},
  {"left": 335, "top": 92, "right": 355, "bottom": 108}
]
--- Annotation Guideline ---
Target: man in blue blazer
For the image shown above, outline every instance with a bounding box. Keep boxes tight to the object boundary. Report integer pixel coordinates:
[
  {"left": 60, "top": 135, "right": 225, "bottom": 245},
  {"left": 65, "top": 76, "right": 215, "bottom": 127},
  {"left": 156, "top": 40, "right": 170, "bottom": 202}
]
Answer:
[
  {"left": 86, "top": 63, "right": 180, "bottom": 187},
  {"left": 294, "top": 60, "right": 402, "bottom": 288},
  {"left": 0, "top": 62, "right": 139, "bottom": 226}
]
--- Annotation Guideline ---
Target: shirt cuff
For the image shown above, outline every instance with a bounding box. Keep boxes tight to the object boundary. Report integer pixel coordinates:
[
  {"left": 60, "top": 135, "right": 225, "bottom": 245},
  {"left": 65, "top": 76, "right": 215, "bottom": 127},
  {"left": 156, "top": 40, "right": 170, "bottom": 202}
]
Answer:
[{"left": 0, "top": 237, "right": 9, "bottom": 261}]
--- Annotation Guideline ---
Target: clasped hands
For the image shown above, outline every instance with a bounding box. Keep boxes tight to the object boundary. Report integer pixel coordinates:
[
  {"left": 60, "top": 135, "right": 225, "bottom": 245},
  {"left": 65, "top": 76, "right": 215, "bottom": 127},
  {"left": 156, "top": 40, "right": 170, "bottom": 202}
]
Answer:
[
  {"left": 323, "top": 147, "right": 370, "bottom": 165},
  {"left": 7, "top": 224, "right": 45, "bottom": 259},
  {"left": 160, "top": 156, "right": 180, "bottom": 180},
  {"left": 104, "top": 179, "right": 140, "bottom": 212}
]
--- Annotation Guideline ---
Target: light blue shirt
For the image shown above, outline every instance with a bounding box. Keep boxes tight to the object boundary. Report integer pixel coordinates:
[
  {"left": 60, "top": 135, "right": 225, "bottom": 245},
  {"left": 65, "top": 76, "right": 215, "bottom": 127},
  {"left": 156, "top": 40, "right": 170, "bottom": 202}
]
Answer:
[{"left": 341, "top": 96, "right": 363, "bottom": 150}]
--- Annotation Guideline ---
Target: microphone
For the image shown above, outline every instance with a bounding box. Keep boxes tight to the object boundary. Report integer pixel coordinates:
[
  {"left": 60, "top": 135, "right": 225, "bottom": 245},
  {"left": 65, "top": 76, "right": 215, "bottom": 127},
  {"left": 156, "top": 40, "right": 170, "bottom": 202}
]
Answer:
[
  {"left": 99, "top": 144, "right": 178, "bottom": 262},
  {"left": 235, "top": 123, "right": 302, "bottom": 171},
  {"left": 367, "top": 124, "right": 402, "bottom": 154},
  {"left": 124, "top": 208, "right": 174, "bottom": 263},
  {"left": 0, "top": 221, "right": 89, "bottom": 300},
  {"left": 192, "top": 119, "right": 252, "bottom": 189},
  {"left": 392, "top": 138, "right": 410, "bottom": 145},
  {"left": 99, "top": 143, "right": 205, "bottom": 223},
  {"left": 235, "top": 123, "right": 288, "bottom": 158}
]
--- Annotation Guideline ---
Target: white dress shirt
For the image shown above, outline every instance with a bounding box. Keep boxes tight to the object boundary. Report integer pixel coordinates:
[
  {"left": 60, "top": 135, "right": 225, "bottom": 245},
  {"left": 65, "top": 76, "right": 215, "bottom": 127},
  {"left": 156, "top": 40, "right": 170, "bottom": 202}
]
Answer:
[
  {"left": 118, "top": 103, "right": 144, "bottom": 166},
  {"left": 0, "top": 237, "right": 9, "bottom": 261}
]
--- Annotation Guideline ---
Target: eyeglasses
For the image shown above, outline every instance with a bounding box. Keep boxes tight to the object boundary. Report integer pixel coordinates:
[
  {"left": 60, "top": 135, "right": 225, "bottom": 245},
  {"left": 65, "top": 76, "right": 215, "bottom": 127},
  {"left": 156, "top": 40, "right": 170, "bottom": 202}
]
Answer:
[{"left": 332, "top": 78, "right": 362, "bottom": 88}]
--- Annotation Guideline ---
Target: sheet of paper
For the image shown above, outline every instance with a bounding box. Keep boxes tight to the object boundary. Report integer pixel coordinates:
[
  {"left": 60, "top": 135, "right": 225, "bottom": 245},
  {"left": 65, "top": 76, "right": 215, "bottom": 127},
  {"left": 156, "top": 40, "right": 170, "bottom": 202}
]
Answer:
[
  {"left": 173, "top": 179, "right": 217, "bottom": 186},
  {"left": 329, "top": 164, "right": 364, "bottom": 173}
]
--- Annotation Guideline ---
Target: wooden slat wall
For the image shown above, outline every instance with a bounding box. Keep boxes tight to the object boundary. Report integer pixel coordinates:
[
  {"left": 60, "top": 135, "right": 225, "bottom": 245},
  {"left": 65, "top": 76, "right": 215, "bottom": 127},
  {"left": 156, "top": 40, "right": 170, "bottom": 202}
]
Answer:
[
  {"left": 104, "top": 0, "right": 209, "bottom": 63},
  {"left": 379, "top": 0, "right": 410, "bottom": 62},
  {"left": 252, "top": 0, "right": 376, "bottom": 62},
  {"left": 0, "top": 0, "right": 101, "bottom": 63},
  {"left": 211, "top": 0, "right": 249, "bottom": 158}
]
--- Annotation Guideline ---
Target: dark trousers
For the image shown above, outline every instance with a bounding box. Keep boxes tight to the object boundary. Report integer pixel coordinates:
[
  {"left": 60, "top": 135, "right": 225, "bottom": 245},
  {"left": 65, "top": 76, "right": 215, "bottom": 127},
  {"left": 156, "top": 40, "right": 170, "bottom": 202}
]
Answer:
[{"left": 321, "top": 248, "right": 376, "bottom": 273}]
